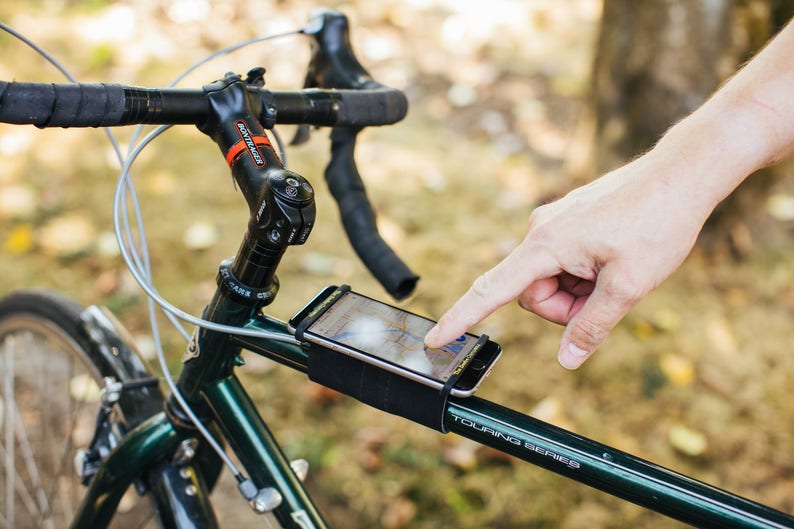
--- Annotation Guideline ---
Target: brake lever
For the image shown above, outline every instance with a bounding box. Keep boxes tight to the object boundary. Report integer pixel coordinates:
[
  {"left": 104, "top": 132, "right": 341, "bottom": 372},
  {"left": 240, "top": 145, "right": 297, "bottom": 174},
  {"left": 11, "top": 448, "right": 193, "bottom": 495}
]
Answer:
[
  {"left": 292, "top": 9, "right": 369, "bottom": 147},
  {"left": 291, "top": 8, "right": 374, "bottom": 147},
  {"left": 289, "top": 123, "right": 311, "bottom": 146},
  {"left": 303, "top": 9, "right": 375, "bottom": 90}
]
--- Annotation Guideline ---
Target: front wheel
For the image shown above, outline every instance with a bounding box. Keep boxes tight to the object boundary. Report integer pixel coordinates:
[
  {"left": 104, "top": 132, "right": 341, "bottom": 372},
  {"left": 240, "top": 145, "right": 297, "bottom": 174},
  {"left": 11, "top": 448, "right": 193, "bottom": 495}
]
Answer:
[{"left": 0, "top": 290, "right": 157, "bottom": 528}]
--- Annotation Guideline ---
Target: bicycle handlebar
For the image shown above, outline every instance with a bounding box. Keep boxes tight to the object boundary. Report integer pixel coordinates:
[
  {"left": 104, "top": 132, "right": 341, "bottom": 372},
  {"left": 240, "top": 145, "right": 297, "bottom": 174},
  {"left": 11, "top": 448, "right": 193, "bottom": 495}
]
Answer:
[
  {"left": 325, "top": 128, "right": 419, "bottom": 299},
  {"left": 302, "top": 10, "right": 420, "bottom": 299},
  {"left": 0, "top": 81, "right": 406, "bottom": 129},
  {"left": 0, "top": 10, "right": 419, "bottom": 300}
]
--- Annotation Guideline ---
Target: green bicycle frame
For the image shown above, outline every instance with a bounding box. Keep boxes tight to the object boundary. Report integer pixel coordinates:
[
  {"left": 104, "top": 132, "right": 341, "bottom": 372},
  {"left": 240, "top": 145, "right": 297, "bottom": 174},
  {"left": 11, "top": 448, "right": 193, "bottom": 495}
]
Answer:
[
  {"left": 67, "top": 286, "right": 794, "bottom": 529},
  {"left": 236, "top": 312, "right": 794, "bottom": 529}
]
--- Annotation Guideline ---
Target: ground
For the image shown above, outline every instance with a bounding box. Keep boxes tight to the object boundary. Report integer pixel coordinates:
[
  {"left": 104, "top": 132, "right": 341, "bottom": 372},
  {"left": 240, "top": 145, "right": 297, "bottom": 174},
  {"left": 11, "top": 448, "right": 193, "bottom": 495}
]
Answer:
[{"left": 1, "top": 1, "right": 794, "bottom": 528}]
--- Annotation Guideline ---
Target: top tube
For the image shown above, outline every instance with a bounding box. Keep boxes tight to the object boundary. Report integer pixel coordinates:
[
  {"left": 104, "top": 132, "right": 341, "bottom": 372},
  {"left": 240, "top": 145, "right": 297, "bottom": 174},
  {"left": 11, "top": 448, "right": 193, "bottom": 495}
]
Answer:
[{"left": 233, "top": 314, "right": 794, "bottom": 529}]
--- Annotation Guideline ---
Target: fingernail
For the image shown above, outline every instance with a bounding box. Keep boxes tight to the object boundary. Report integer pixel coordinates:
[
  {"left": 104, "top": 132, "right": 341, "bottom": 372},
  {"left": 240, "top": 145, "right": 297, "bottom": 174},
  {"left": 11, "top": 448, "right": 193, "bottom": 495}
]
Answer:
[
  {"left": 558, "top": 342, "right": 589, "bottom": 370},
  {"left": 424, "top": 325, "right": 440, "bottom": 347}
]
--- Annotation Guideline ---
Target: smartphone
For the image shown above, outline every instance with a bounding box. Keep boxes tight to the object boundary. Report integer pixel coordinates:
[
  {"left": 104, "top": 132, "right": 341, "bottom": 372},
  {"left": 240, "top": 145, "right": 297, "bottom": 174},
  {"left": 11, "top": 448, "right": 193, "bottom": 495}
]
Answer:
[{"left": 288, "top": 286, "right": 501, "bottom": 397}]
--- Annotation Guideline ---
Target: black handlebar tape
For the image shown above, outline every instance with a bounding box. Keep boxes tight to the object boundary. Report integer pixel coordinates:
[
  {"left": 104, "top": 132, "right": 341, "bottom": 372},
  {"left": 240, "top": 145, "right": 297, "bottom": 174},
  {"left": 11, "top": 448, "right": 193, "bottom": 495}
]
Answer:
[
  {"left": 0, "top": 82, "right": 210, "bottom": 127},
  {"left": 334, "top": 86, "right": 407, "bottom": 127},
  {"left": 301, "top": 12, "right": 415, "bottom": 298},
  {"left": 326, "top": 127, "right": 419, "bottom": 300},
  {"left": 268, "top": 87, "right": 407, "bottom": 127},
  {"left": 0, "top": 81, "right": 405, "bottom": 129},
  {"left": 0, "top": 82, "right": 122, "bottom": 127}
]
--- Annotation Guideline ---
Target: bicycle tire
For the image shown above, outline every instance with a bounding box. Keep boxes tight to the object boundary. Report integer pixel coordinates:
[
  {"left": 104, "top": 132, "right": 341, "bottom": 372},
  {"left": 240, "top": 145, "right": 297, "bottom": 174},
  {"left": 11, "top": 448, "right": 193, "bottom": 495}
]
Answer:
[{"left": 0, "top": 290, "right": 159, "bottom": 529}]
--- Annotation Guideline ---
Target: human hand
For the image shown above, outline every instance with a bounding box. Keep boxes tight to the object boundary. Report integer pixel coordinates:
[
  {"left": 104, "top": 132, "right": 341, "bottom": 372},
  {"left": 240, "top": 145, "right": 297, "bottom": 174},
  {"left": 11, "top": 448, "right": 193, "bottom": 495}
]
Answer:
[
  {"left": 425, "top": 19, "right": 794, "bottom": 369},
  {"left": 424, "top": 151, "right": 711, "bottom": 369}
]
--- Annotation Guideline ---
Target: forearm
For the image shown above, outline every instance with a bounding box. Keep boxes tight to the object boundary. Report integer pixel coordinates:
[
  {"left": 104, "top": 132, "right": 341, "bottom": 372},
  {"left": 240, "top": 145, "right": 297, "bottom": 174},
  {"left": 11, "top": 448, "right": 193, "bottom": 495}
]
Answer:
[{"left": 651, "top": 19, "right": 794, "bottom": 214}]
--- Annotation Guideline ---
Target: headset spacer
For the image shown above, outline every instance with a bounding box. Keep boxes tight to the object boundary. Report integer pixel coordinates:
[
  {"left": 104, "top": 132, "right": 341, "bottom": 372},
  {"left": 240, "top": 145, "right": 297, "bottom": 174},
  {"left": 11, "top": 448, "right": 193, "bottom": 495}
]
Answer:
[{"left": 217, "top": 259, "right": 279, "bottom": 306}]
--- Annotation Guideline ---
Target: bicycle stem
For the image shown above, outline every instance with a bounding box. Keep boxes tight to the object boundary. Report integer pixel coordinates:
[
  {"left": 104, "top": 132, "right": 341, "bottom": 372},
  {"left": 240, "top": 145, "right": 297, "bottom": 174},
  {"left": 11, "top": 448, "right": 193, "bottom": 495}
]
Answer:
[
  {"left": 173, "top": 71, "right": 317, "bottom": 406},
  {"left": 199, "top": 71, "right": 316, "bottom": 307}
]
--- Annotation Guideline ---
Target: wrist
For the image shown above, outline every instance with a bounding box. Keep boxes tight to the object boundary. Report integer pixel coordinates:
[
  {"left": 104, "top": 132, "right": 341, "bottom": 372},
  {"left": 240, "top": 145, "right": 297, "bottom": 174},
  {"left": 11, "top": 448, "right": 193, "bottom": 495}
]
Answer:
[{"left": 650, "top": 97, "right": 772, "bottom": 212}]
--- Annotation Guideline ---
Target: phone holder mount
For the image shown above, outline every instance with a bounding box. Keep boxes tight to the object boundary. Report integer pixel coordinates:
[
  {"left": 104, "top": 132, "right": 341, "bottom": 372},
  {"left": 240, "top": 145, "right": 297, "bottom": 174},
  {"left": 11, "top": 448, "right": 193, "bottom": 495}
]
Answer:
[{"left": 293, "top": 285, "right": 489, "bottom": 432}]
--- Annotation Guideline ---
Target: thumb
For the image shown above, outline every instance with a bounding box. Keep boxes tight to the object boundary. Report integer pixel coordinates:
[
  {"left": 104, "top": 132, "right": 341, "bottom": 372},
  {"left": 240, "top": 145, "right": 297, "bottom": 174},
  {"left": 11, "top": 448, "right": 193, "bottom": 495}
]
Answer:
[{"left": 557, "top": 270, "right": 637, "bottom": 370}]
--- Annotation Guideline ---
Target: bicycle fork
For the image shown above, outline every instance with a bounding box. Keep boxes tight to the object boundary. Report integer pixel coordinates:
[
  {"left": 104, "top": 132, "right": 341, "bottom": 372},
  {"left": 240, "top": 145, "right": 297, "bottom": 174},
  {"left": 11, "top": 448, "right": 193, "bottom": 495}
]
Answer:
[
  {"left": 70, "top": 301, "right": 327, "bottom": 529},
  {"left": 71, "top": 412, "right": 193, "bottom": 529}
]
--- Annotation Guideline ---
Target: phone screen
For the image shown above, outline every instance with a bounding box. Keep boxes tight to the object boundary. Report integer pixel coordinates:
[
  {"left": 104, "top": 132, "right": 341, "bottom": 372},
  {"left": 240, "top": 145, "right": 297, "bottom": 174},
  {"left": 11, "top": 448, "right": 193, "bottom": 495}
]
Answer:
[{"left": 306, "top": 291, "right": 478, "bottom": 383}]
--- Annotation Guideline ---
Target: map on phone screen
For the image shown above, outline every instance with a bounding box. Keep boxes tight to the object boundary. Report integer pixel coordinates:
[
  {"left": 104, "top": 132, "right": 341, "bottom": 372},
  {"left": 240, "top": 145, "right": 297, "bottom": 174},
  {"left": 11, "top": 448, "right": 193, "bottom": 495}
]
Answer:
[{"left": 308, "top": 291, "right": 476, "bottom": 381}]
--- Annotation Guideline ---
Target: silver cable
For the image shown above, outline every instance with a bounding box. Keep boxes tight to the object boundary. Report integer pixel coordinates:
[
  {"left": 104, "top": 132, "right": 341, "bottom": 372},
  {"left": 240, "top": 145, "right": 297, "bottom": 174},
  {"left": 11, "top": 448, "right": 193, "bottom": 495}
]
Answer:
[
  {"left": 113, "top": 125, "right": 300, "bottom": 342},
  {"left": 3, "top": 20, "right": 306, "bottom": 481}
]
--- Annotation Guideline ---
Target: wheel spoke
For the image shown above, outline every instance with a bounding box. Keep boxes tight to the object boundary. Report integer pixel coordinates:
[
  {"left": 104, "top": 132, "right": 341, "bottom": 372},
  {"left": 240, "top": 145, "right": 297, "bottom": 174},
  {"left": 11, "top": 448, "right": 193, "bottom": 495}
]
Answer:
[
  {"left": 0, "top": 437, "right": 41, "bottom": 521},
  {"left": 4, "top": 336, "right": 16, "bottom": 529},
  {"left": 13, "top": 394, "right": 56, "bottom": 529},
  {"left": 1, "top": 330, "right": 80, "bottom": 529},
  {"left": 0, "top": 293, "right": 162, "bottom": 529},
  {"left": 40, "top": 341, "right": 71, "bottom": 529}
]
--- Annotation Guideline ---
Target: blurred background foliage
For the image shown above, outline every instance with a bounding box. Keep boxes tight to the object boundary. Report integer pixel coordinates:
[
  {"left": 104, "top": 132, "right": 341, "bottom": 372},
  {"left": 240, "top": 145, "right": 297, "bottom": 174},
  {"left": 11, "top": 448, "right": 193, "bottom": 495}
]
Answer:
[{"left": 2, "top": 1, "right": 794, "bottom": 527}]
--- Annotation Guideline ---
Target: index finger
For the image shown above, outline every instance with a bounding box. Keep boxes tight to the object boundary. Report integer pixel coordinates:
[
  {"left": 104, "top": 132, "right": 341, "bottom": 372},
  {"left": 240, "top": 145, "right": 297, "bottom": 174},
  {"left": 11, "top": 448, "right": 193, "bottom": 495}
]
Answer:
[{"left": 424, "top": 244, "right": 557, "bottom": 347}]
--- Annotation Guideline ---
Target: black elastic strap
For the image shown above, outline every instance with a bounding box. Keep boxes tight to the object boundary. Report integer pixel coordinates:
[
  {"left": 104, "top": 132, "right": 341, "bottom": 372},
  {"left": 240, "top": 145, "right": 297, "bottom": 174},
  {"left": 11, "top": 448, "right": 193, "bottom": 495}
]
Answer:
[
  {"left": 293, "top": 285, "right": 350, "bottom": 342},
  {"left": 306, "top": 332, "right": 489, "bottom": 433},
  {"left": 440, "top": 334, "right": 489, "bottom": 397},
  {"left": 308, "top": 345, "right": 451, "bottom": 432}
]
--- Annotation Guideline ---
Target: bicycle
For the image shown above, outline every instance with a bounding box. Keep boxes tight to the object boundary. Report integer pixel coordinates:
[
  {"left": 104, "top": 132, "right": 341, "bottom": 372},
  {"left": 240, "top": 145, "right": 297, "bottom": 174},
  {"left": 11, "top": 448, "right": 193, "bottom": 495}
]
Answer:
[{"left": 0, "top": 8, "right": 793, "bottom": 529}]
